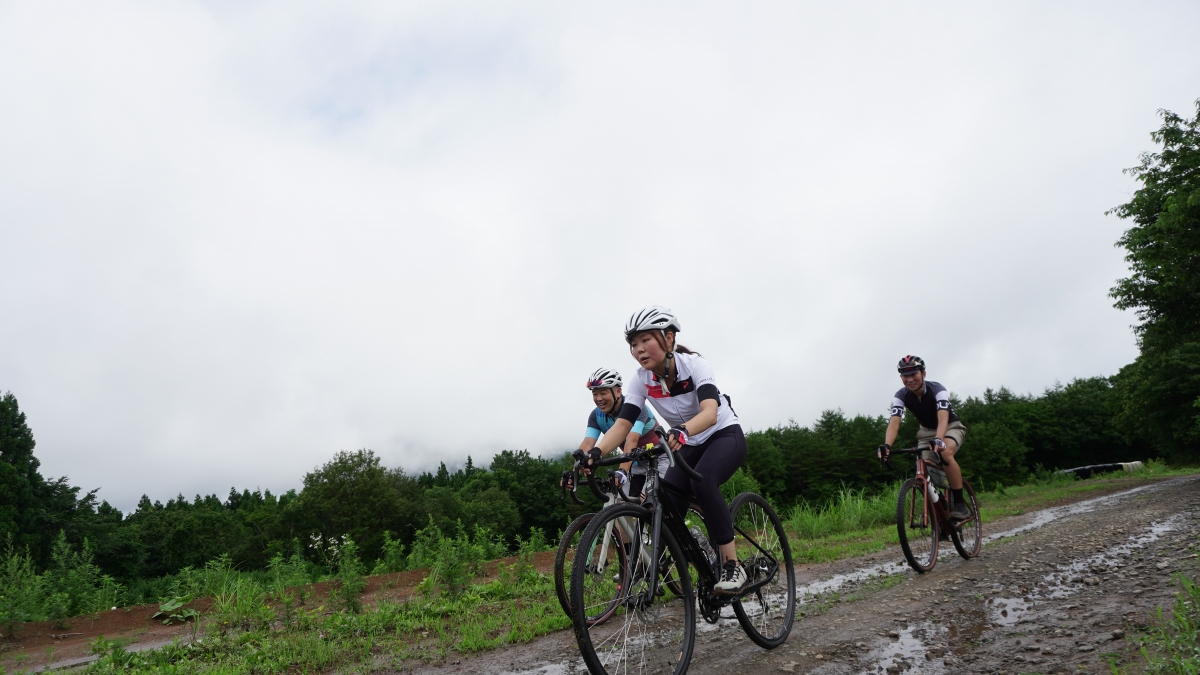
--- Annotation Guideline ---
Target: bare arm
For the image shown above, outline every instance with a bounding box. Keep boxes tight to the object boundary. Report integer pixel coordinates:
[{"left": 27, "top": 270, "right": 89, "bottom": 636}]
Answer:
[
  {"left": 595, "top": 418, "right": 634, "bottom": 454},
  {"left": 668, "top": 399, "right": 719, "bottom": 450},
  {"left": 580, "top": 437, "right": 597, "bottom": 452},
  {"left": 936, "top": 409, "right": 949, "bottom": 442},
  {"left": 620, "top": 431, "right": 640, "bottom": 473},
  {"left": 884, "top": 416, "right": 901, "bottom": 447}
]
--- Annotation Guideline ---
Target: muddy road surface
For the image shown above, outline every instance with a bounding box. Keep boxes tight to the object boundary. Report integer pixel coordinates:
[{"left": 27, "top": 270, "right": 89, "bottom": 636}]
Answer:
[{"left": 397, "top": 475, "right": 1200, "bottom": 675}]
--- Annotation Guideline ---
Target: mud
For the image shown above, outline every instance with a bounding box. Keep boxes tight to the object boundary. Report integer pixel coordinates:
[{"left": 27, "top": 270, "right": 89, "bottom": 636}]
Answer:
[{"left": 393, "top": 474, "right": 1200, "bottom": 675}]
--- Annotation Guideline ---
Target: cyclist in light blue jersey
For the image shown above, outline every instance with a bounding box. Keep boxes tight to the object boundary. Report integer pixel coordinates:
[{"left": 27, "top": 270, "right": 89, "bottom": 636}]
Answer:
[{"left": 579, "top": 367, "right": 663, "bottom": 499}]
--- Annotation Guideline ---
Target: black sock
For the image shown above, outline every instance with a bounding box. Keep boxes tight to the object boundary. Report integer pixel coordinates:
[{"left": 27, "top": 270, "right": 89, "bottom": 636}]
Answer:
[{"left": 951, "top": 488, "right": 964, "bottom": 503}]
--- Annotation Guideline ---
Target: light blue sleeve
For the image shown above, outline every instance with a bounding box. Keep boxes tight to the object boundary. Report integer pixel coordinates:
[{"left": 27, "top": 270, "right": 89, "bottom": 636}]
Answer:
[
  {"left": 585, "top": 427, "right": 601, "bottom": 439},
  {"left": 631, "top": 419, "right": 646, "bottom": 436}
]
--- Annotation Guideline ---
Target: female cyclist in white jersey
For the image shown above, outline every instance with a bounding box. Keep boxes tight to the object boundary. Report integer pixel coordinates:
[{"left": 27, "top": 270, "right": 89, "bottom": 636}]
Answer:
[{"left": 586, "top": 306, "right": 749, "bottom": 594}]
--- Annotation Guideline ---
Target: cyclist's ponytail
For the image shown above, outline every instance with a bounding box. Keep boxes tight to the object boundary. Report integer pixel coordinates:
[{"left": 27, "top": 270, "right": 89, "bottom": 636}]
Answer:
[{"left": 674, "top": 344, "right": 701, "bottom": 356}]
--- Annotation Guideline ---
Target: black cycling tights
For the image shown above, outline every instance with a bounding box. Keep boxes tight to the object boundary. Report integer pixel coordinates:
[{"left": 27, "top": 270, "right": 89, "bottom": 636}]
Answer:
[{"left": 662, "top": 424, "right": 747, "bottom": 547}]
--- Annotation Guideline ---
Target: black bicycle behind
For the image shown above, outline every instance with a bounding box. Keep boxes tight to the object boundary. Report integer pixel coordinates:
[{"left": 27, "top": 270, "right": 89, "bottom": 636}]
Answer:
[{"left": 569, "top": 442, "right": 796, "bottom": 675}]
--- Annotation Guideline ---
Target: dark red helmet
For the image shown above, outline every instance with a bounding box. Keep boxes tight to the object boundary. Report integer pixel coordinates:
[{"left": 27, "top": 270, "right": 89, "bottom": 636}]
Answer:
[{"left": 897, "top": 355, "right": 926, "bottom": 374}]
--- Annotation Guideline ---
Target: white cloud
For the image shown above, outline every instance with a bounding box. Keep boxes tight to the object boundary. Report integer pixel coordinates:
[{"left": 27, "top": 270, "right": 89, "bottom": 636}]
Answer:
[{"left": 0, "top": 0, "right": 1196, "bottom": 509}]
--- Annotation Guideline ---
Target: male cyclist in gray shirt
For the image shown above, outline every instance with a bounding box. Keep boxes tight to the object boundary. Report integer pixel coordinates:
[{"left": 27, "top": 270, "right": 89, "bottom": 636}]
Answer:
[{"left": 877, "top": 355, "right": 972, "bottom": 520}]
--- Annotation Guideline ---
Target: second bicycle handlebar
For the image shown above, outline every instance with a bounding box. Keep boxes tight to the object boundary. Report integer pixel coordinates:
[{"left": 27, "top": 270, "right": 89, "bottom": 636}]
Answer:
[{"left": 590, "top": 440, "right": 704, "bottom": 482}]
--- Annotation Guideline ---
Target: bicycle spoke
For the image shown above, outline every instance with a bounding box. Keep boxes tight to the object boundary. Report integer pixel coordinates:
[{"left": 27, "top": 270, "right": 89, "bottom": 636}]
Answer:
[
  {"left": 571, "top": 504, "right": 694, "bottom": 675},
  {"left": 730, "top": 492, "right": 796, "bottom": 648}
]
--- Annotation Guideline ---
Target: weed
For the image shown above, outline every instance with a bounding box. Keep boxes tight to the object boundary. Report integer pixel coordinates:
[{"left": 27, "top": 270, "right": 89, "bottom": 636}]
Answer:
[
  {"left": 332, "top": 537, "right": 366, "bottom": 614},
  {"left": 787, "top": 486, "right": 897, "bottom": 540},
  {"left": 371, "top": 531, "right": 406, "bottom": 575},
  {"left": 1136, "top": 573, "right": 1200, "bottom": 674},
  {"left": 210, "top": 577, "right": 273, "bottom": 633},
  {"left": 0, "top": 541, "right": 43, "bottom": 638}
]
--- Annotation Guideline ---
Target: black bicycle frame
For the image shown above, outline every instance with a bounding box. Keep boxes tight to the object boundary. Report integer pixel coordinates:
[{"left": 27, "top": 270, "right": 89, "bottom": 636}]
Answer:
[{"left": 586, "top": 442, "right": 779, "bottom": 604}]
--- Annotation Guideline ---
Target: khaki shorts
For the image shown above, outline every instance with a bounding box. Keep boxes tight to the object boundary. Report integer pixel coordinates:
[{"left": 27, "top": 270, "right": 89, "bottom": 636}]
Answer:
[{"left": 916, "top": 421, "right": 966, "bottom": 462}]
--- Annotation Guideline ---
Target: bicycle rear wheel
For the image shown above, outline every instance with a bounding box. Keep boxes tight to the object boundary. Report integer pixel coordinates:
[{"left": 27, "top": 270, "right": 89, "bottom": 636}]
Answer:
[
  {"left": 570, "top": 503, "right": 695, "bottom": 675},
  {"left": 554, "top": 513, "right": 594, "bottom": 617},
  {"left": 951, "top": 480, "right": 982, "bottom": 559},
  {"left": 897, "top": 477, "right": 939, "bottom": 572},
  {"left": 729, "top": 492, "right": 796, "bottom": 649}
]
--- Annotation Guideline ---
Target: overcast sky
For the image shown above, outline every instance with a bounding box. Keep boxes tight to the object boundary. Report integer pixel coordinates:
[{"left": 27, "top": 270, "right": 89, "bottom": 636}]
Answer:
[{"left": 1, "top": 1, "right": 1198, "bottom": 511}]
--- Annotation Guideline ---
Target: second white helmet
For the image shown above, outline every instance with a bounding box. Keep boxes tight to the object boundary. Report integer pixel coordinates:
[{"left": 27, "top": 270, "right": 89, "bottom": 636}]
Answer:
[
  {"left": 624, "top": 305, "right": 682, "bottom": 341},
  {"left": 587, "top": 367, "right": 623, "bottom": 390}
]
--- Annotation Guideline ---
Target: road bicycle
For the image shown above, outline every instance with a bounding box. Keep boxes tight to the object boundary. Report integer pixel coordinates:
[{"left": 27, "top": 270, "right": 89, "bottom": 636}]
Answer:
[
  {"left": 555, "top": 451, "right": 696, "bottom": 624},
  {"left": 569, "top": 441, "right": 796, "bottom": 675},
  {"left": 883, "top": 443, "right": 982, "bottom": 572}
]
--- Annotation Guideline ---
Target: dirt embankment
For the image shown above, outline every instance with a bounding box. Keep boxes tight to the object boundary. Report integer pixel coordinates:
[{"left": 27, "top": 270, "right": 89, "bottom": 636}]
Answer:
[{"left": 0, "top": 550, "right": 559, "bottom": 673}]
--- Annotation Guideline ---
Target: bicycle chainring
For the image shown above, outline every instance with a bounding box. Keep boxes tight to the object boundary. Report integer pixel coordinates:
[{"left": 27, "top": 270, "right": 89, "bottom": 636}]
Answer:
[{"left": 697, "top": 583, "right": 722, "bottom": 624}]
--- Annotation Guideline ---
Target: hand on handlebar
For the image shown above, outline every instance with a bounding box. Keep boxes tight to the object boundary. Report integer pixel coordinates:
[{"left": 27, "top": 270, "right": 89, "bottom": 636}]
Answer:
[
  {"left": 584, "top": 447, "right": 602, "bottom": 473},
  {"left": 667, "top": 425, "right": 688, "bottom": 451},
  {"left": 931, "top": 438, "right": 947, "bottom": 452},
  {"left": 877, "top": 443, "right": 891, "bottom": 464}
]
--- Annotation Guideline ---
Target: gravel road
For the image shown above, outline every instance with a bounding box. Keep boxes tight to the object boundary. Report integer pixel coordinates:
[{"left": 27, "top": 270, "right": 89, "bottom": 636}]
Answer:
[{"left": 394, "top": 474, "right": 1200, "bottom": 675}]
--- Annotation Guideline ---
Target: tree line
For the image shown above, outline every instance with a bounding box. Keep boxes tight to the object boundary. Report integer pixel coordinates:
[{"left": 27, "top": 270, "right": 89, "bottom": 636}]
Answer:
[{"left": 1, "top": 100, "right": 1197, "bottom": 599}]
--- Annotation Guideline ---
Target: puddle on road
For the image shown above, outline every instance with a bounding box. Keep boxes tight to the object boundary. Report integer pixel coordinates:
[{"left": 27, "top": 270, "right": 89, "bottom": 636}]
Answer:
[
  {"left": 855, "top": 622, "right": 946, "bottom": 674},
  {"left": 978, "top": 514, "right": 1183, "bottom": 628},
  {"left": 986, "top": 596, "right": 1032, "bottom": 627}
]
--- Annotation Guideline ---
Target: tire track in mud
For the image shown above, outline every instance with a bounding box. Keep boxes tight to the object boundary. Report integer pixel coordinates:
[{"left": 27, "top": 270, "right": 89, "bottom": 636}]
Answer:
[{"left": 394, "top": 475, "right": 1200, "bottom": 675}]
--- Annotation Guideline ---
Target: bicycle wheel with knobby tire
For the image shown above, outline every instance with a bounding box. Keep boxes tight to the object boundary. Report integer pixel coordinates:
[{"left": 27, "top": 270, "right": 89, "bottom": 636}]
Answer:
[
  {"left": 729, "top": 491, "right": 796, "bottom": 649},
  {"left": 950, "top": 480, "right": 982, "bottom": 560},
  {"left": 554, "top": 512, "right": 594, "bottom": 617},
  {"left": 896, "top": 477, "right": 939, "bottom": 572},
  {"left": 570, "top": 503, "right": 695, "bottom": 675},
  {"left": 568, "top": 510, "right": 629, "bottom": 627}
]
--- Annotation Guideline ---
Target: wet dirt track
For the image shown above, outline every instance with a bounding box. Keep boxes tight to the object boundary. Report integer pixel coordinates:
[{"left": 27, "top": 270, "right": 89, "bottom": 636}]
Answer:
[{"left": 395, "top": 475, "right": 1200, "bottom": 675}]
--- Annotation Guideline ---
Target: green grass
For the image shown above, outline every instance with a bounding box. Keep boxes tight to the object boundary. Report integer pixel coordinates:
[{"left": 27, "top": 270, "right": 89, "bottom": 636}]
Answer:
[
  {"left": 76, "top": 560, "right": 567, "bottom": 675},
  {"left": 785, "top": 460, "right": 1200, "bottom": 564},
  {"left": 1136, "top": 573, "right": 1200, "bottom": 674}
]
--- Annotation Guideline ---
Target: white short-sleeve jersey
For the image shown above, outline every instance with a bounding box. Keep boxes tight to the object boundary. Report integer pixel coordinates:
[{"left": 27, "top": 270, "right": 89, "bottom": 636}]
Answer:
[{"left": 623, "top": 352, "right": 739, "bottom": 445}]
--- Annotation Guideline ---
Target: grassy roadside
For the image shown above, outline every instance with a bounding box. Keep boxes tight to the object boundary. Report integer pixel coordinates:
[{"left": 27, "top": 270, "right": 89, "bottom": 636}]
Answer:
[{"left": 6, "top": 465, "right": 1197, "bottom": 675}]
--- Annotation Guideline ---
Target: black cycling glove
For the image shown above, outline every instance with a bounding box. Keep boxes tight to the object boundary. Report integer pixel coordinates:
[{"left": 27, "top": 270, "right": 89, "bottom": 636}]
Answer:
[
  {"left": 587, "top": 447, "right": 603, "bottom": 467},
  {"left": 668, "top": 425, "right": 689, "bottom": 446},
  {"left": 877, "top": 443, "right": 892, "bottom": 461}
]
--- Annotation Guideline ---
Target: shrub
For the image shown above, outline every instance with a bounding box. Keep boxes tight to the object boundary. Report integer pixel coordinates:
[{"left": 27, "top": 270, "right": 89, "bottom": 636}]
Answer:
[{"left": 332, "top": 537, "right": 367, "bottom": 613}]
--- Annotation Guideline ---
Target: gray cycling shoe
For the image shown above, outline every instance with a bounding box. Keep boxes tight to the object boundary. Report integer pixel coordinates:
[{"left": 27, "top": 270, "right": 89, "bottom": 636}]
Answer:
[
  {"left": 949, "top": 498, "right": 972, "bottom": 521},
  {"left": 714, "top": 560, "right": 747, "bottom": 595}
]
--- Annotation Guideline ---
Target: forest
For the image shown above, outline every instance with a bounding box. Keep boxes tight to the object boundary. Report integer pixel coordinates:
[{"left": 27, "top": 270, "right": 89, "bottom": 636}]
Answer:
[{"left": 1, "top": 101, "right": 1198, "bottom": 624}]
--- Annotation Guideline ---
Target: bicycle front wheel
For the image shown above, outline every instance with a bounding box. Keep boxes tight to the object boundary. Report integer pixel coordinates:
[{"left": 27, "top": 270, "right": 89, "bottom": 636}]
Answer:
[
  {"left": 729, "top": 492, "right": 796, "bottom": 649},
  {"left": 570, "top": 503, "right": 695, "bottom": 675},
  {"left": 897, "top": 478, "right": 939, "bottom": 572},
  {"left": 554, "top": 512, "right": 595, "bottom": 617},
  {"left": 951, "top": 480, "right": 982, "bottom": 559}
]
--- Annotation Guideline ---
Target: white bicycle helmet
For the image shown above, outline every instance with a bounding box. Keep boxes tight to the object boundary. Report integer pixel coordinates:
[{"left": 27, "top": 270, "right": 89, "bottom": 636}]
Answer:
[
  {"left": 624, "top": 305, "right": 682, "bottom": 342},
  {"left": 586, "top": 367, "right": 623, "bottom": 390}
]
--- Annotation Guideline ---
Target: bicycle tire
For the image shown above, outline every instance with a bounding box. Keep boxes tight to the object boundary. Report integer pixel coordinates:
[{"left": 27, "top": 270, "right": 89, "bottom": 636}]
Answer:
[
  {"left": 729, "top": 492, "right": 796, "bottom": 649},
  {"left": 570, "top": 503, "right": 695, "bottom": 675},
  {"left": 950, "top": 480, "right": 982, "bottom": 559},
  {"left": 897, "top": 477, "right": 939, "bottom": 573},
  {"left": 554, "top": 513, "right": 595, "bottom": 617}
]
